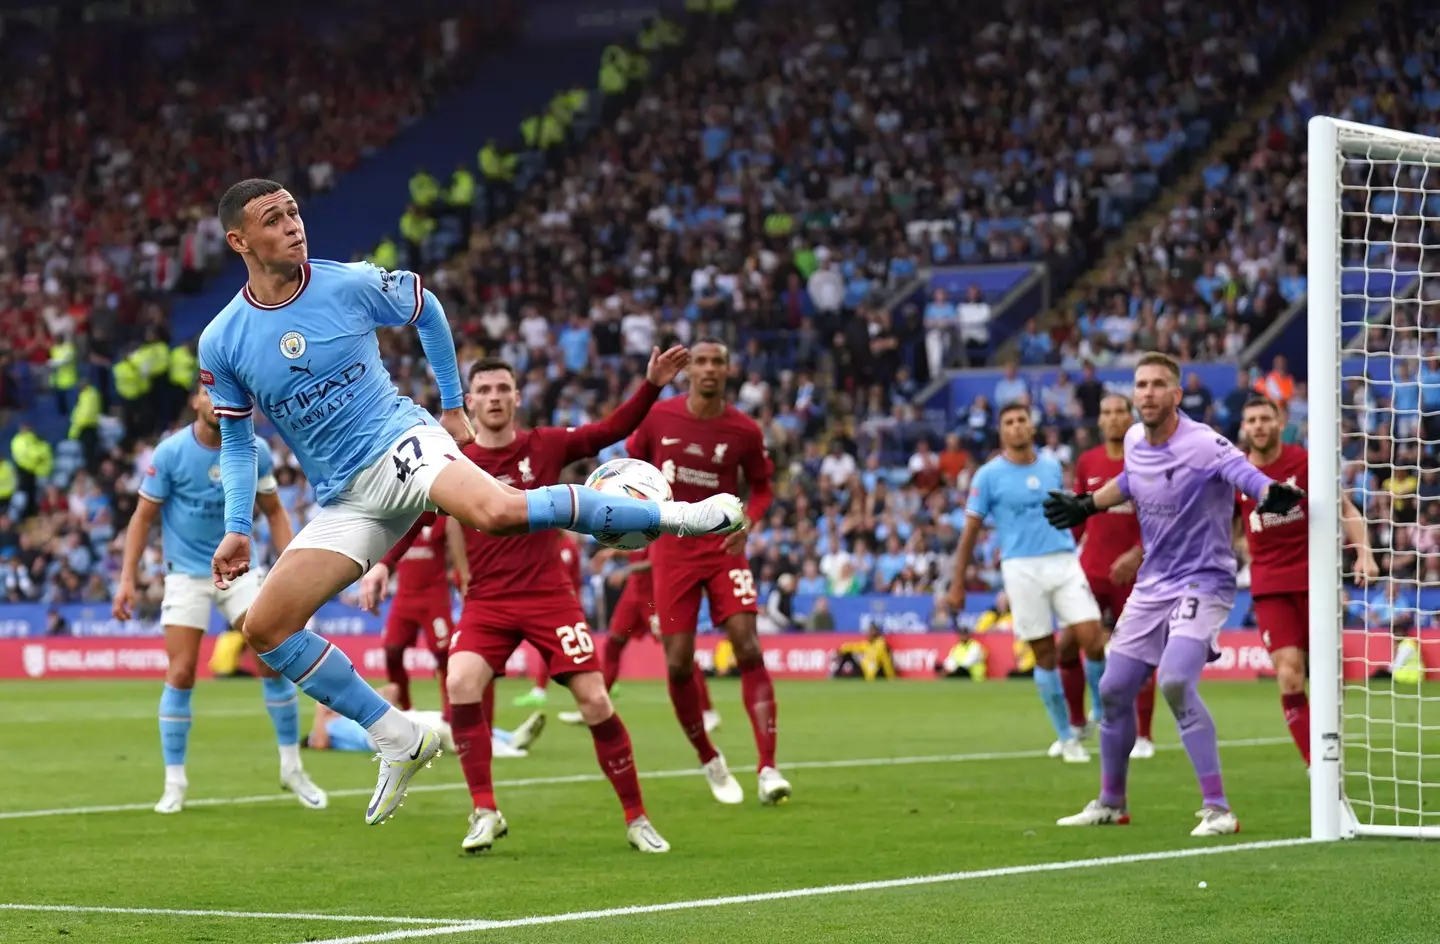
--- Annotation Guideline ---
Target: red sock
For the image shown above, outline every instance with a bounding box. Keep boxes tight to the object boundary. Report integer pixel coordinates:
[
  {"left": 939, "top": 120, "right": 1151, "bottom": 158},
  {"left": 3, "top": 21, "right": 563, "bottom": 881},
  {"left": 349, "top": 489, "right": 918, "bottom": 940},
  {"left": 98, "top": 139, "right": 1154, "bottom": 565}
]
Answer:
[
  {"left": 434, "top": 650, "right": 450, "bottom": 723},
  {"left": 602, "top": 634, "right": 627, "bottom": 691},
  {"left": 739, "top": 661, "right": 778, "bottom": 772},
  {"left": 1282, "top": 690, "right": 1311, "bottom": 765},
  {"left": 482, "top": 678, "right": 495, "bottom": 723},
  {"left": 384, "top": 646, "right": 412, "bottom": 710},
  {"left": 450, "top": 701, "right": 495, "bottom": 811},
  {"left": 590, "top": 714, "right": 646, "bottom": 823},
  {"left": 1059, "top": 657, "right": 1086, "bottom": 728},
  {"left": 667, "top": 669, "right": 718, "bottom": 764},
  {"left": 693, "top": 662, "right": 713, "bottom": 713},
  {"left": 1136, "top": 671, "right": 1156, "bottom": 740}
]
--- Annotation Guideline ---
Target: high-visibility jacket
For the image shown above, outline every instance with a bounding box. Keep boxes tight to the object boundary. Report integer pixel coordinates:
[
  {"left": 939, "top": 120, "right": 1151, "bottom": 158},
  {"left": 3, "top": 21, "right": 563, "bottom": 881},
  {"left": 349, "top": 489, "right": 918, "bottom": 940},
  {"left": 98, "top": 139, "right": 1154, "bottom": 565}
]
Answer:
[
  {"left": 0, "top": 460, "right": 15, "bottom": 500},
  {"left": 624, "top": 50, "right": 649, "bottom": 82},
  {"left": 408, "top": 172, "right": 441, "bottom": 208},
  {"left": 169, "top": 345, "right": 197, "bottom": 389},
  {"left": 399, "top": 210, "right": 435, "bottom": 244},
  {"left": 113, "top": 358, "right": 147, "bottom": 401},
  {"left": 69, "top": 386, "right": 101, "bottom": 440},
  {"left": 370, "top": 238, "right": 400, "bottom": 271},
  {"left": 49, "top": 342, "right": 77, "bottom": 391},
  {"left": 447, "top": 169, "right": 476, "bottom": 207},
  {"left": 136, "top": 341, "right": 169, "bottom": 382},
  {"left": 10, "top": 431, "right": 53, "bottom": 479},
  {"left": 479, "top": 144, "right": 515, "bottom": 182}
]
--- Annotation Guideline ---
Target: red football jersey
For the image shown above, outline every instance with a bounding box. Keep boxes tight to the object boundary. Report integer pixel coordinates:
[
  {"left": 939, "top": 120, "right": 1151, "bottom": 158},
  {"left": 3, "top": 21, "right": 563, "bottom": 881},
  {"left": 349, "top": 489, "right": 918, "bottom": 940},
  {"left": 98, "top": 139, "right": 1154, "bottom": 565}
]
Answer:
[
  {"left": 557, "top": 533, "right": 583, "bottom": 590},
  {"left": 1237, "top": 443, "right": 1309, "bottom": 595},
  {"left": 626, "top": 547, "right": 653, "bottom": 596},
  {"left": 1073, "top": 446, "right": 1140, "bottom": 578},
  {"left": 626, "top": 397, "right": 774, "bottom": 565},
  {"left": 392, "top": 516, "right": 451, "bottom": 602}
]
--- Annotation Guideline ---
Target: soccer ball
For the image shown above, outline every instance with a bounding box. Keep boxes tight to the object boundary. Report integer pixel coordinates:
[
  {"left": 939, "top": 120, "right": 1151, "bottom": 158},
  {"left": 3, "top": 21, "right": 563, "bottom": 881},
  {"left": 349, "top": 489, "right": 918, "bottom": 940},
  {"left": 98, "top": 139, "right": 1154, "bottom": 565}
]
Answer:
[{"left": 583, "top": 458, "right": 672, "bottom": 550}]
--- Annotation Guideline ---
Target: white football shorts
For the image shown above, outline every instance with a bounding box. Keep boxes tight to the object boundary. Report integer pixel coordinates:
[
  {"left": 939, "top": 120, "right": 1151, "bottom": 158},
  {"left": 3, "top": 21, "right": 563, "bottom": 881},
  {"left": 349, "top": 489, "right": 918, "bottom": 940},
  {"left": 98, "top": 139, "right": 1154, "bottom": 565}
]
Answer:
[
  {"left": 161, "top": 570, "right": 263, "bottom": 631},
  {"left": 285, "top": 424, "right": 463, "bottom": 572},
  {"left": 999, "top": 552, "right": 1102, "bottom": 642}
]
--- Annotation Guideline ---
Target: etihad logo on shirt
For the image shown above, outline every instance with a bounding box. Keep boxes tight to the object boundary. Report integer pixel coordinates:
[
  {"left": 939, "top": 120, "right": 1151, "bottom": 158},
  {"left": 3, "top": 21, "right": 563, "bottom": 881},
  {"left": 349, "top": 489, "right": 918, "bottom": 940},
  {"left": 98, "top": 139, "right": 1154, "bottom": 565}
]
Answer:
[{"left": 264, "top": 361, "right": 368, "bottom": 430}]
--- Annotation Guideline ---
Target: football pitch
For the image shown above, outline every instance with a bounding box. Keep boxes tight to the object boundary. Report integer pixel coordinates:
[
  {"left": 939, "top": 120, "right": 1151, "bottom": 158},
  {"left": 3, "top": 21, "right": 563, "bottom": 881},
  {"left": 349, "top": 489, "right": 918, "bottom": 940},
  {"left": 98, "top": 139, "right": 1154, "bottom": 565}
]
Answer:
[{"left": 1, "top": 678, "right": 1433, "bottom": 943}]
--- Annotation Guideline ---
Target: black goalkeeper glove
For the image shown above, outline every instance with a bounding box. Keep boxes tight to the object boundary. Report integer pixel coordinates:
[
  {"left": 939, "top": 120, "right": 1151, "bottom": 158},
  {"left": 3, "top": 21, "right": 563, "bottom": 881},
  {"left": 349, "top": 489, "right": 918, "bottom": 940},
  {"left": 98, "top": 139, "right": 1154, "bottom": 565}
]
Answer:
[
  {"left": 1255, "top": 480, "right": 1306, "bottom": 516},
  {"left": 1043, "top": 489, "right": 1097, "bottom": 530}
]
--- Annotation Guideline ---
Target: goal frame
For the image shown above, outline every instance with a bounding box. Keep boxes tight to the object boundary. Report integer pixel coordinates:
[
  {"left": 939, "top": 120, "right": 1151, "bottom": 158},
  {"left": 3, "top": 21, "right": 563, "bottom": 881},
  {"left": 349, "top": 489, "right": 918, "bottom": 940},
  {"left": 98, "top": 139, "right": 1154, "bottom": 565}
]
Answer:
[{"left": 1307, "top": 114, "right": 1440, "bottom": 841}]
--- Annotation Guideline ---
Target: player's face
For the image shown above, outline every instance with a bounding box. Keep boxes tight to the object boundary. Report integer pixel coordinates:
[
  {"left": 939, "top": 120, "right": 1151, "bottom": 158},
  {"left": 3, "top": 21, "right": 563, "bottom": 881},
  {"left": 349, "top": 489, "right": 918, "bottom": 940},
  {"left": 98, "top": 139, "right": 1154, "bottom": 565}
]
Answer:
[
  {"left": 191, "top": 386, "right": 219, "bottom": 429},
  {"left": 1098, "top": 396, "right": 1132, "bottom": 442},
  {"left": 1132, "top": 365, "right": 1181, "bottom": 427},
  {"left": 998, "top": 408, "right": 1033, "bottom": 449},
  {"left": 232, "top": 190, "right": 307, "bottom": 267},
  {"left": 468, "top": 369, "right": 519, "bottom": 431},
  {"left": 689, "top": 342, "right": 729, "bottom": 397},
  {"left": 1242, "top": 404, "right": 1283, "bottom": 453}
]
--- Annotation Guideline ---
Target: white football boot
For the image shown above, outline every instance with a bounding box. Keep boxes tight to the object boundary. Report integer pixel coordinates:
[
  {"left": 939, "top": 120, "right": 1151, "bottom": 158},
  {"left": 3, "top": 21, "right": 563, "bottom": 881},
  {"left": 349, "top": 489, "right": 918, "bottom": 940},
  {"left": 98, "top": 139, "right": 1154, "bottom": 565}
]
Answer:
[
  {"left": 757, "top": 766, "right": 793, "bottom": 805},
  {"left": 1190, "top": 806, "right": 1240, "bottom": 836},
  {"left": 281, "top": 768, "right": 328, "bottom": 810},
  {"left": 557, "top": 710, "right": 586, "bottom": 726},
  {"left": 703, "top": 709, "right": 722, "bottom": 733},
  {"left": 365, "top": 726, "right": 442, "bottom": 825},
  {"left": 702, "top": 752, "right": 744, "bottom": 804},
  {"left": 154, "top": 780, "right": 187, "bottom": 815},
  {"left": 1056, "top": 799, "right": 1130, "bottom": 826},
  {"left": 1060, "top": 738, "right": 1091, "bottom": 763},
  {"left": 462, "top": 808, "right": 509, "bottom": 853},
  {"left": 660, "top": 494, "right": 746, "bottom": 537},
  {"left": 510, "top": 712, "right": 546, "bottom": 751},
  {"left": 1047, "top": 739, "right": 1065, "bottom": 758},
  {"left": 1130, "top": 736, "right": 1157, "bottom": 759},
  {"left": 626, "top": 816, "right": 671, "bottom": 853}
]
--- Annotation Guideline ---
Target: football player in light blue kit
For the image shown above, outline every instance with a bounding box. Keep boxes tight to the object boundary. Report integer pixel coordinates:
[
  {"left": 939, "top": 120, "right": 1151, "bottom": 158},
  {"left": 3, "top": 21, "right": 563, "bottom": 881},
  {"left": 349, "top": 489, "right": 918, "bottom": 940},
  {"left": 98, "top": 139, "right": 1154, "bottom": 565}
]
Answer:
[
  {"left": 198, "top": 179, "right": 744, "bottom": 825},
  {"left": 947, "top": 402, "right": 1107, "bottom": 763},
  {"left": 1046, "top": 352, "right": 1303, "bottom": 836},
  {"left": 113, "top": 384, "right": 326, "bottom": 814}
]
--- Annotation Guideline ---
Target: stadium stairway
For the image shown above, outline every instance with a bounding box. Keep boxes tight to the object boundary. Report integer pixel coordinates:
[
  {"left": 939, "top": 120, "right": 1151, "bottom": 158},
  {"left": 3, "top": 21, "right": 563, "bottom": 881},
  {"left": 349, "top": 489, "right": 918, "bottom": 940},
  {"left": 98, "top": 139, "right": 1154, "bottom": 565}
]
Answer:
[{"left": 1005, "top": 0, "right": 1369, "bottom": 359}]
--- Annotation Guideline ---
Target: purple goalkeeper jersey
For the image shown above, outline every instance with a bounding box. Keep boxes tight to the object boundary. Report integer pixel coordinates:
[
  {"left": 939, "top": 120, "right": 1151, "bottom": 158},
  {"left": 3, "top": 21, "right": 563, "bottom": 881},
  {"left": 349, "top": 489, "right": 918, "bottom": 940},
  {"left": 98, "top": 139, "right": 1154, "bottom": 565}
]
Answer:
[{"left": 1116, "top": 413, "right": 1273, "bottom": 599}]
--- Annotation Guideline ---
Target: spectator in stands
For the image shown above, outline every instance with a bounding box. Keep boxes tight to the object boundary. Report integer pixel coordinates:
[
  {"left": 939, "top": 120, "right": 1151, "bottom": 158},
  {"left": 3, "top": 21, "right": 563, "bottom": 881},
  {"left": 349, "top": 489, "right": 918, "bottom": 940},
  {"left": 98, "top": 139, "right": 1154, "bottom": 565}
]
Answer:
[
  {"left": 819, "top": 441, "right": 858, "bottom": 490},
  {"left": 956, "top": 285, "right": 992, "bottom": 366},
  {"left": 993, "top": 363, "right": 1028, "bottom": 409},
  {"left": 1258, "top": 355, "right": 1296, "bottom": 406},
  {"left": 1074, "top": 363, "right": 1105, "bottom": 422},
  {"left": 923, "top": 290, "right": 957, "bottom": 381},
  {"left": 1181, "top": 372, "right": 1215, "bottom": 423}
]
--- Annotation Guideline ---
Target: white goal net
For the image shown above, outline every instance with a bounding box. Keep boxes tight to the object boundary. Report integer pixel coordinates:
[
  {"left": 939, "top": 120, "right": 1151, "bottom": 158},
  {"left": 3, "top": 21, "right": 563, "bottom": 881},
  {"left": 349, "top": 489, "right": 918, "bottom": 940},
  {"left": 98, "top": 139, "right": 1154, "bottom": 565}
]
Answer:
[{"left": 1309, "top": 115, "right": 1440, "bottom": 839}]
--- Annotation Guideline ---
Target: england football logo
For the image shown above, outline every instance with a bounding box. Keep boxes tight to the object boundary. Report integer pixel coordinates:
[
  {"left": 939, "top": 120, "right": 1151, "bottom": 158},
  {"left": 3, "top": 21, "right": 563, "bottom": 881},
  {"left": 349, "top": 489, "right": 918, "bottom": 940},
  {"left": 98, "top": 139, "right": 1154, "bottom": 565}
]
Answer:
[{"left": 279, "top": 331, "right": 307, "bottom": 359}]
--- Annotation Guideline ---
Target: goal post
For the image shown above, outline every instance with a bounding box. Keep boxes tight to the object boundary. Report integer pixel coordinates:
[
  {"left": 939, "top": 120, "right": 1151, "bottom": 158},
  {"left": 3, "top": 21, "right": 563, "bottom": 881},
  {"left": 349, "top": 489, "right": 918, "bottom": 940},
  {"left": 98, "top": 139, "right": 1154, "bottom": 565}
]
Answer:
[{"left": 1307, "top": 115, "right": 1440, "bottom": 841}]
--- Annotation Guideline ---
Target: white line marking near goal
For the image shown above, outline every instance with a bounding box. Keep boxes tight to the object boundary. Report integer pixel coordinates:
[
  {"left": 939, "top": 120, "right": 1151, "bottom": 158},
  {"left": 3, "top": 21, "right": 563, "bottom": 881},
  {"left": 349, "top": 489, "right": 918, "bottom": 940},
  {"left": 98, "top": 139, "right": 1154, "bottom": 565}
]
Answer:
[
  {"left": 0, "top": 737, "right": 1290, "bottom": 822},
  {"left": 289, "top": 837, "right": 1321, "bottom": 944},
  {"left": 0, "top": 904, "right": 471, "bottom": 925}
]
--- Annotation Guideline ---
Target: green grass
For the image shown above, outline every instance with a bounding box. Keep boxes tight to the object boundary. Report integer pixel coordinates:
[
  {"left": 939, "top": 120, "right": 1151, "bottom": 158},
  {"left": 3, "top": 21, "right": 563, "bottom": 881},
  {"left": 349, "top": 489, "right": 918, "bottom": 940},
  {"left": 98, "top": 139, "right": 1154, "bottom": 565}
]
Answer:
[{"left": 0, "top": 678, "right": 1435, "bottom": 943}]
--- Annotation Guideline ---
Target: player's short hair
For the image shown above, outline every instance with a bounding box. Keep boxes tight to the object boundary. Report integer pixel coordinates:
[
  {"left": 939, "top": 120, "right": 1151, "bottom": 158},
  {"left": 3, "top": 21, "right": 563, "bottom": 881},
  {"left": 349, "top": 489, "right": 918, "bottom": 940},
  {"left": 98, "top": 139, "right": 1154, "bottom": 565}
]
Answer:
[
  {"left": 468, "top": 358, "right": 516, "bottom": 384},
  {"left": 218, "top": 178, "right": 286, "bottom": 231},
  {"left": 1135, "top": 351, "right": 1181, "bottom": 383},
  {"left": 1243, "top": 394, "right": 1282, "bottom": 416},
  {"left": 1100, "top": 392, "right": 1134, "bottom": 412},
  {"left": 692, "top": 336, "right": 729, "bottom": 358},
  {"left": 997, "top": 401, "right": 1030, "bottom": 422}
]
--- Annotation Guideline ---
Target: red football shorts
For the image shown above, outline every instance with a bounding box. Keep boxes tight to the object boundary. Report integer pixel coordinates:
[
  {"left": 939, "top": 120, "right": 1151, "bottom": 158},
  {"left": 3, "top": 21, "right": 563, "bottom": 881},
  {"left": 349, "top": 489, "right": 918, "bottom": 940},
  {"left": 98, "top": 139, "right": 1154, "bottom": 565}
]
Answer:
[
  {"left": 451, "top": 594, "right": 599, "bottom": 678},
  {"left": 653, "top": 554, "right": 758, "bottom": 636},
  {"left": 382, "top": 596, "right": 453, "bottom": 652},
  {"left": 610, "top": 582, "right": 657, "bottom": 640},
  {"left": 1253, "top": 592, "right": 1309, "bottom": 653},
  {"left": 1086, "top": 575, "right": 1133, "bottom": 626}
]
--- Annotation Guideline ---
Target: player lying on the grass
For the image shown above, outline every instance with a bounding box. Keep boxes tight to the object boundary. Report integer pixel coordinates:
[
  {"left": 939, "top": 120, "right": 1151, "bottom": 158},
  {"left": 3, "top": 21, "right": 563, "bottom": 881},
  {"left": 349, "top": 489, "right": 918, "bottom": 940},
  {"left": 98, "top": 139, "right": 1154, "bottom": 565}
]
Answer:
[
  {"left": 363, "top": 350, "right": 689, "bottom": 854},
  {"left": 303, "top": 683, "right": 545, "bottom": 759},
  {"left": 113, "top": 384, "right": 327, "bottom": 815},
  {"left": 558, "top": 546, "right": 721, "bottom": 731},
  {"left": 1045, "top": 352, "right": 1305, "bottom": 836},
  {"left": 626, "top": 338, "right": 791, "bottom": 806},
  {"left": 199, "top": 179, "right": 744, "bottom": 826},
  {"left": 380, "top": 512, "right": 467, "bottom": 720},
  {"left": 946, "top": 401, "right": 1109, "bottom": 764},
  {"left": 1069, "top": 393, "right": 1157, "bottom": 760},
  {"left": 1236, "top": 395, "right": 1376, "bottom": 767}
]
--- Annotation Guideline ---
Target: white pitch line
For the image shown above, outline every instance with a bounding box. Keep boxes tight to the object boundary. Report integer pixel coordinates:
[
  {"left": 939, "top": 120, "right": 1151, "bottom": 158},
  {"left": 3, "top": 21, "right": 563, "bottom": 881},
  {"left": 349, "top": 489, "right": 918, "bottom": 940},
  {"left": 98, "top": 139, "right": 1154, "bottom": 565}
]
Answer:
[
  {"left": 0, "top": 904, "right": 472, "bottom": 925},
  {"left": 0, "top": 737, "right": 1291, "bottom": 822},
  {"left": 290, "top": 837, "right": 1321, "bottom": 944}
]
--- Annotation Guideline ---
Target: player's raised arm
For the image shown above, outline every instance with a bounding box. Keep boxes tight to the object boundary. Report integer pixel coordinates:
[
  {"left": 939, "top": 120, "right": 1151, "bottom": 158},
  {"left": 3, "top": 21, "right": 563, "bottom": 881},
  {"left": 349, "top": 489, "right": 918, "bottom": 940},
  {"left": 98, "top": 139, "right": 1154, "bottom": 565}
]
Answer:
[
  {"left": 198, "top": 326, "right": 258, "bottom": 587},
  {"left": 1043, "top": 475, "right": 1128, "bottom": 530},
  {"left": 1200, "top": 430, "right": 1304, "bottom": 512},
  {"left": 558, "top": 346, "right": 688, "bottom": 463}
]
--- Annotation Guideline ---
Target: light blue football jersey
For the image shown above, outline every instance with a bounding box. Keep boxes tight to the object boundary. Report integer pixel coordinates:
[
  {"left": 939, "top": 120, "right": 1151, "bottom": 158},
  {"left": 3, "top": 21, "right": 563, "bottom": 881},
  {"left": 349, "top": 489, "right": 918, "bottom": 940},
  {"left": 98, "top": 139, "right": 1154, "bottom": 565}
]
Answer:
[
  {"left": 139, "top": 426, "right": 277, "bottom": 578},
  {"left": 197, "top": 260, "right": 445, "bottom": 507},
  {"left": 965, "top": 452, "right": 1076, "bottom": 561}
]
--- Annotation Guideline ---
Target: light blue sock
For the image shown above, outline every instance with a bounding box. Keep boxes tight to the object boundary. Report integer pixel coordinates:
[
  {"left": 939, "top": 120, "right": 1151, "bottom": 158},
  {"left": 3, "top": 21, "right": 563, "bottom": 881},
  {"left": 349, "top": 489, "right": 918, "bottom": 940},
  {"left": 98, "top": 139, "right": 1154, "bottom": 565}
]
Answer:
[
  {"left": 1033, "top": 667, "right": 1073, "bottom": 742},
  {"left": 1085, "top": 657, "right": 1106, "bottom": 721},
  {"left": 259, "top": 631, "right": 390, "bottom": 728},
  {"left": 261, "top": 677, "right": 300, "bottom": 746},
  {"left": 525, "top": 484, "right": 661, "bottom": 535},
  {"left": 158, "top": 684, "right": 193, "bottom": 767},
  {"left": 493, "top": 728, "right": 513, "bottom": 745}
]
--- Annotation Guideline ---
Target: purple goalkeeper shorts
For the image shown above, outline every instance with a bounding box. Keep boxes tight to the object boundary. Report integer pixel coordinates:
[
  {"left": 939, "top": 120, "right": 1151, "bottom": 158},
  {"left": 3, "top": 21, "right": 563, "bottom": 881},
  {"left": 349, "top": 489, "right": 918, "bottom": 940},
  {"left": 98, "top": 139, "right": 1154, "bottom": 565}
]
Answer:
[{"left": 1108, "top": 589, "right": 1232, "bottom": 667}]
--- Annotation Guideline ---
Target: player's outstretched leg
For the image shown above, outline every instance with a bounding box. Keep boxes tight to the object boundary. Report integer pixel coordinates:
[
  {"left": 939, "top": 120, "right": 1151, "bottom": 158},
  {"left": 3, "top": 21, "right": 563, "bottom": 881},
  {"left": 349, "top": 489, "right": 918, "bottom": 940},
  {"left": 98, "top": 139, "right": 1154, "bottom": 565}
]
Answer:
[
  {"left": 569, "top": 671, "right": 669, "bottom": 852},
  {"left": 1057, "top": 652, "right": 1150, "bottom": 826},
  {"left": 449, "top": 658, "right": 507, "bottom": 853},
  {"left": 663, "top": 633, "right": 742, "bottom": 804},
  {"left": 257, "top": 669, "right": 327, "bottom": 809},
  {"left": 155, "top": 626, "right": 202, "bottom": 814},
  {"left": 1157, "top": 637, "right": 1238, "bottom": 836},
  {"left": 695, "top": 661, "right": 721, "bottom": 733},
  {"left": 244, "top": 549, "right": 439, "bottom": 826},
  {"left": 724, "top": 614, "right": 790, "bottom": 804},
  {"left": 1132, "top": 671, "right": 1157, "bottom": 759}
]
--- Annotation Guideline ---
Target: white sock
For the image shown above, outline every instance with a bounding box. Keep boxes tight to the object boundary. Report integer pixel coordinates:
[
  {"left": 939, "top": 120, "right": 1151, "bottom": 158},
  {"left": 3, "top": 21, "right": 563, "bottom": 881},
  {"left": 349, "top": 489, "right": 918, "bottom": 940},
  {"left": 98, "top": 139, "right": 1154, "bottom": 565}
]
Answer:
[
  {"left": 164, "top": 764, "right": 187, "bottom": 786},
  {"left": 278, "top": 743, "right": 302, "bottom": 773},
  {"left": 366, "top": 706, "right": 420, "bottom": 756}
]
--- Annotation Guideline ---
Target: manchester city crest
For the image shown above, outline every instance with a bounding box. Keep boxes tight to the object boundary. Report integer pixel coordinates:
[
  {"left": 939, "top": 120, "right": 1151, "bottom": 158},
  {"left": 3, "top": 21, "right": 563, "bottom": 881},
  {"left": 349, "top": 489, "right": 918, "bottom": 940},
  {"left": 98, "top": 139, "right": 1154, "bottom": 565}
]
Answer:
[{"left": 279, "top": 331, "right": 307, "bottom": 359}]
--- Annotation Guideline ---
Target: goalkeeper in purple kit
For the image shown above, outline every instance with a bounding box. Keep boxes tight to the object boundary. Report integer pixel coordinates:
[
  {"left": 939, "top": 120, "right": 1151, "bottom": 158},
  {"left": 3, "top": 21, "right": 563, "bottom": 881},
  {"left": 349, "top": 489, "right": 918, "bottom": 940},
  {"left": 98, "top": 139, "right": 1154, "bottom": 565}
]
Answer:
[{"left": 1042, "top": 352, "right": 1305, "bottom": 836}]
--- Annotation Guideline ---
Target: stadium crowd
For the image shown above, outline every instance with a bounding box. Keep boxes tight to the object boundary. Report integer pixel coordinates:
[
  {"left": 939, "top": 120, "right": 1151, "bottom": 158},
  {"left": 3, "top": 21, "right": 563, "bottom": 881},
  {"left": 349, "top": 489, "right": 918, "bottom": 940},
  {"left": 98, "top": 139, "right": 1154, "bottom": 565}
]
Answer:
[{"left": 0, "top": 0, "right": 1432, "bottom": 633}]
